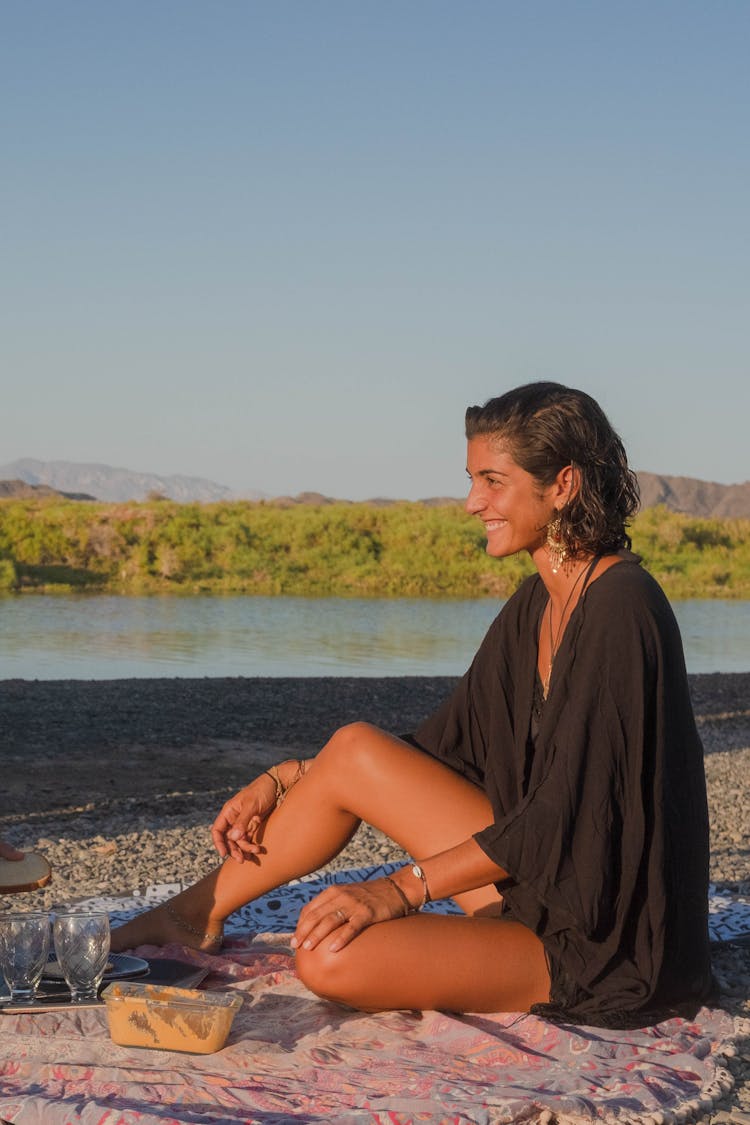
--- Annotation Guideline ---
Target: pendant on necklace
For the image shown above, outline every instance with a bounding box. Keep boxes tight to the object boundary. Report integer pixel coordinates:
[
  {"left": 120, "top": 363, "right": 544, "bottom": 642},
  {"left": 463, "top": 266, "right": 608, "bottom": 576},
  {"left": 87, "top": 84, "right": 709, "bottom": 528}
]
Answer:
[{"left": 543, "top": 562, "right": 589, "bottom": 698}]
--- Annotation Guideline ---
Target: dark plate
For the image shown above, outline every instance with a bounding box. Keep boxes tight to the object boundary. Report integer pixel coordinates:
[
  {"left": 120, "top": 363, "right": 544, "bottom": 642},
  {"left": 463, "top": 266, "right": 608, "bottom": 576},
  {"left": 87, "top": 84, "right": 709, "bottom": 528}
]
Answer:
[{"left": 43, "top": 952, "right": 150, "bottom": 982}]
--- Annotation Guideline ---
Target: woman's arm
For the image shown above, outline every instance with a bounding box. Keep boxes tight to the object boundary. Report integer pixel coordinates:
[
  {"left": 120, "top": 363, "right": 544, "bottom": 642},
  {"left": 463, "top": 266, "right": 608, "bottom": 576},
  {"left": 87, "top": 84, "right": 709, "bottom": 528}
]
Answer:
[
  {"left": 292, "top": 837, "right": 510, "bottom": 953},
  {"left": 389, "top": 837, "right": 509, "bottom": 909},
  {"left": 211, "top": 758, "right": 315, "bottom": 861}
]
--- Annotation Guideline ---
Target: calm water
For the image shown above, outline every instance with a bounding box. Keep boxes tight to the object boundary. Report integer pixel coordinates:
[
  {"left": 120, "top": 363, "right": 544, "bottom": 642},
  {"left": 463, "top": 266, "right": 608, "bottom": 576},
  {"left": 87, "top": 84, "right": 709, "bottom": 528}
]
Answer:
[{"left": 1, "top": 595, "right": 749, "bottom": 680}]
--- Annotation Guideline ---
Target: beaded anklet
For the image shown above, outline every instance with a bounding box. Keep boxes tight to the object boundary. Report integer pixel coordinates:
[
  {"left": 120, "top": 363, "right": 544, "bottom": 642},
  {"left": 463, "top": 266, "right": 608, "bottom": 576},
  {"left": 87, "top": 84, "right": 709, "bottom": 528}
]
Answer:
[{"left": 165, "top": 903, "right": 223, "bottom": 946}]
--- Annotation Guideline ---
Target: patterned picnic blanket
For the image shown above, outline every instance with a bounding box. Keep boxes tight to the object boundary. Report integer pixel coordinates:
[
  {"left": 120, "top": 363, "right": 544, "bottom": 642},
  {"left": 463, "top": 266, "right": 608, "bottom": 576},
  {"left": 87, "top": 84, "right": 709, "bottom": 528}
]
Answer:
[
  {"left": 72, "top": 864, "right": 750, "bottom": 947},
  {"left": 0, "top": 868, "right": 748, "bottom": 1125}
]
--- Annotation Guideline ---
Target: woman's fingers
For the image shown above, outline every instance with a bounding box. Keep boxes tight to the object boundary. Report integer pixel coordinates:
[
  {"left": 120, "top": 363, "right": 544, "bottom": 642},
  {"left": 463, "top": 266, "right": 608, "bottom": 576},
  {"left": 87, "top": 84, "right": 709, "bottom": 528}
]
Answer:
[
  {"left": 211, "top": 779, "right": 275, "bottom": 860},
  {"left": 320, "top": 911, "right": 356, "bottom": 954},
  {"left": 226, "top": 816, "right": 264, "bottom": 861},
  {"left": 210, "top": 801, "right": 243, "bottom": 859},
  {"left": 292, "top": 899, "right": 359, "bottom": 953},
  {"left": 292, "top": 880, "right": 402, "bottom": 953},
  {"left": 210, "top": 813, "right": 231, "bottom": 858}
]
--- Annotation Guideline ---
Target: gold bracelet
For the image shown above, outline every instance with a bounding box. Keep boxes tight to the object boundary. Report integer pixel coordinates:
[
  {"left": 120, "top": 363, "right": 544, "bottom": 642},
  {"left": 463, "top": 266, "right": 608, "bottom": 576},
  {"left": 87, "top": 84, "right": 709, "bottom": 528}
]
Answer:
[
  {"left": 264, "top": 760, "right": 308, "bottom": 806},
  {"left": 406, "top": 862, "right": 431, "bottom": 908},
  {"left": 285, "top": 758, "right": 307, "bottom": 792},
  {"left": 279, "top": 758, "right": 308, "bottom": 802},
  {"left": 383, "top": 875, "right": 415, "bottom": 916},
  {"left": 262, "top": 767, "right": 284, "bottom": 804}
]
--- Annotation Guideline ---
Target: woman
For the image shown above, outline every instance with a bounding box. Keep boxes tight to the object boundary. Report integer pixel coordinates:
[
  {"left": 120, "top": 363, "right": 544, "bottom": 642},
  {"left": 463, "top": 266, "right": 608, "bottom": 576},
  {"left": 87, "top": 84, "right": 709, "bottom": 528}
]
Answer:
[{"left": 113, "top": 382, "right": 713, "bottom": 1027}]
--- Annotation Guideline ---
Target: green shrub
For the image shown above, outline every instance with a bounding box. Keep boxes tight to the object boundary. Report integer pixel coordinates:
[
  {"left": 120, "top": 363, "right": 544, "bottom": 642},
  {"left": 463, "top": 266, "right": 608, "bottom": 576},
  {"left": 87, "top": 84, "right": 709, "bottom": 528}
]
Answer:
[
  {"left": 0, "top": 557, "right": 17, "bottom": 591},
  {"left": 0, "top": 497, "right": 748, "bottom": 599}
]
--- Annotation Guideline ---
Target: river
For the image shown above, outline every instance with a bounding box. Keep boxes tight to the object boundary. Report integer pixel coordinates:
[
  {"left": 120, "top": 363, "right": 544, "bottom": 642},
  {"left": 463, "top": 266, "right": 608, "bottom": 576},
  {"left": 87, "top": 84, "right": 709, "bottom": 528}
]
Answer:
[{"left": 1, "top": 594, "right": 749, "bottom": 679}]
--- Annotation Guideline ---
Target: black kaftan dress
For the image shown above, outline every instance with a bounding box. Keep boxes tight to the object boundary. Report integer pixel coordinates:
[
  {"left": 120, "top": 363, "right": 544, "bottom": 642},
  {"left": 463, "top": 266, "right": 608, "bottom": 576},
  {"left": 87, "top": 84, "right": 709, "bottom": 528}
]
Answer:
[{"left": 408, "top": 553, "right": 713, "bottom": 1026}]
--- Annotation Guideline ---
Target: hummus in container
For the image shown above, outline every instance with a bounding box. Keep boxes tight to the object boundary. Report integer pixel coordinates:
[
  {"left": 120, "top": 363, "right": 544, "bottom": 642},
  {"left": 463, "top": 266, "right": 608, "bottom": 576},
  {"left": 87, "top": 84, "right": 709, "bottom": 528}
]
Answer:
[{"left": 102, "top": 982, "right": 243, "bottom": 1053}]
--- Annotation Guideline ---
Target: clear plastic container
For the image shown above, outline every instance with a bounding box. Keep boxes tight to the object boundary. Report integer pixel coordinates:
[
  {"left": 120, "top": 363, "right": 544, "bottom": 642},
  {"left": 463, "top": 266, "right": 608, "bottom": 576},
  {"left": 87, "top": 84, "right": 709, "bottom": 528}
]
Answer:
[{"left": 102, "top": 981, "right": 243, "bottom": 1053}]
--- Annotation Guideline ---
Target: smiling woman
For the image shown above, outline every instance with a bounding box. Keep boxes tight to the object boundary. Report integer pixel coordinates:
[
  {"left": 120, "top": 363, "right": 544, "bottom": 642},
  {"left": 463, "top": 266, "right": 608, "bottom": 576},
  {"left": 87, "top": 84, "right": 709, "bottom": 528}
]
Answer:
[
  {"left": 464, "top": 382, "right": 640, "bottom": 562},
  {"left": 462, "top": 383, "right": 642, "bottom": 700},
  {"left": 465, "top": 439, "right": 563, "bottom": 563},
  {"left": 110, "top": 382, "right": 712, "bottom": 1029}
]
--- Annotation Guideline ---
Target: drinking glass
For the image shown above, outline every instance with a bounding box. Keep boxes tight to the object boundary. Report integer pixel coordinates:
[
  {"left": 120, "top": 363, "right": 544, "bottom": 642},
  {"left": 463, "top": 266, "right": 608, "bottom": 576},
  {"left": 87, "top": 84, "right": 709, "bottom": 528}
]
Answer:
[
  {"left": 0, "top": 912, "right": 51, "bottom": 1004},
  {"left": 52, "top": 911, "right": 110, "bottom": 1003}
]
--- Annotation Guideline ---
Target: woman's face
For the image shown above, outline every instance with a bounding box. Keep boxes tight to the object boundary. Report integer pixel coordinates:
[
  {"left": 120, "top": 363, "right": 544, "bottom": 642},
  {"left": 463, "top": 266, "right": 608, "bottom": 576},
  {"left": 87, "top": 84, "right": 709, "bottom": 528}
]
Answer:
[{"left": 465, "top": 435, "right": 557, "bottom": 561}]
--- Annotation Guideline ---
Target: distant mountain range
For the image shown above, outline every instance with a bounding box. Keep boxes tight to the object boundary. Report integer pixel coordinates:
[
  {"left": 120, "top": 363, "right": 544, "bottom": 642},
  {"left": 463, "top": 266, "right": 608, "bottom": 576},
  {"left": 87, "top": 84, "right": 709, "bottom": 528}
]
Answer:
[
  {"left": 0, "top": 458, "right": 748, "bottom": 518},
  {"left": 0, "top": 458, "right": 264, "bottom": 504},
  {"left": 636, "top": 472, "right": 750, "bottom": 520},
  {"left": 0, "top": 478, "right": 96, "bottom": 501}
]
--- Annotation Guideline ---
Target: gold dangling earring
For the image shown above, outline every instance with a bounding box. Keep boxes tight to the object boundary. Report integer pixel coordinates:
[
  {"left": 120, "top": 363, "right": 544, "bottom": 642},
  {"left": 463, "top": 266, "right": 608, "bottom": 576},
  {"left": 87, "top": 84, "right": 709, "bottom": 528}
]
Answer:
[{"left": 546, "top": 511, "right": 568, "bottom": 574}]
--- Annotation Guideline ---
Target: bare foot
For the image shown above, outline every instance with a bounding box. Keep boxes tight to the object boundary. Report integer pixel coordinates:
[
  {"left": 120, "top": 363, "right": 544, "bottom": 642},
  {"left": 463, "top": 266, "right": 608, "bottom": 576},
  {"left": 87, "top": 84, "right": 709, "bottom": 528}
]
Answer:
[{"left": 110, "top": 900, "right": 224, "bottom": 953}]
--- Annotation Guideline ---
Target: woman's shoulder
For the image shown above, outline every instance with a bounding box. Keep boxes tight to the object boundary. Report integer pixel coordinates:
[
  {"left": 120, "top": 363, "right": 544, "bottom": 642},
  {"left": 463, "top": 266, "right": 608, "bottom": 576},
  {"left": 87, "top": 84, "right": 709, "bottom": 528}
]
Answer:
[
  {"left": 582, "top": 551, "right": 682, "bottom": 651},
  {"left": 478, "top": 573, "right": 544, "bottom": 657},
  {"left": 587, "top": 551, "right": 669, "bottom": 608},
  {"left": 500, "top": 571, "right": 547, "bottom": 620}
]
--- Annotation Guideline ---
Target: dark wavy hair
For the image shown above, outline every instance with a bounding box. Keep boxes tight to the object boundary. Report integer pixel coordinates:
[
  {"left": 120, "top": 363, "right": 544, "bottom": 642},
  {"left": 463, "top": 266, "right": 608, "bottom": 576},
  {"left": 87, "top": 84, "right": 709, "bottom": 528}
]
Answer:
[{"left": 465, "top": 382, "right": 640, "bottom": 555}]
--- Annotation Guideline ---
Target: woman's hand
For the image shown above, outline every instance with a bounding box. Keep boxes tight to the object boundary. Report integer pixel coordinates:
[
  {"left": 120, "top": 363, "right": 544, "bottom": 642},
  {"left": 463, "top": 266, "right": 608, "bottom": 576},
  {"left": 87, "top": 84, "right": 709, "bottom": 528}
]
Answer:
[
  {"left": 211, "top": 759, "right": 310, "bottom": 862},
  {"left": 291, "top": 877, "right": 410, "bottom": 954},
  {"left": 210, "top": 775, "right": 279, "bottom": 862}
]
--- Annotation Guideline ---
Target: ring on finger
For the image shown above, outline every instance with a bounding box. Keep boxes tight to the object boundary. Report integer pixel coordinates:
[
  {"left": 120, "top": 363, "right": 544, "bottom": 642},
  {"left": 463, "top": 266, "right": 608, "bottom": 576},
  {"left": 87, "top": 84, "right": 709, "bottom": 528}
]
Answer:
[{"left": 335, "top": 908, "right": 346, "bottom": 923}]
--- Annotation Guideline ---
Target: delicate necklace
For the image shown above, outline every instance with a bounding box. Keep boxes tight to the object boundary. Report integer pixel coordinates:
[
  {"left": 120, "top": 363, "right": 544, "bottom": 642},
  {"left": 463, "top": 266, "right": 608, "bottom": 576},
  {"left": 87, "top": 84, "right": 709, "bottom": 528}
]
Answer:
[{"left": 542, "top": 561, "right": 590, "bottom": 697}]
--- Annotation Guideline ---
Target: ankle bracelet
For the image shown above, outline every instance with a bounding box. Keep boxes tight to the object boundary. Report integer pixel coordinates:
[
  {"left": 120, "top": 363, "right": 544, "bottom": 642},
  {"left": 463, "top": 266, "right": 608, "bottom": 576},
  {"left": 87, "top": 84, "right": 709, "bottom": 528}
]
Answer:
[{"left": 165, "top": 903, "right": 223, "bottom": 945}]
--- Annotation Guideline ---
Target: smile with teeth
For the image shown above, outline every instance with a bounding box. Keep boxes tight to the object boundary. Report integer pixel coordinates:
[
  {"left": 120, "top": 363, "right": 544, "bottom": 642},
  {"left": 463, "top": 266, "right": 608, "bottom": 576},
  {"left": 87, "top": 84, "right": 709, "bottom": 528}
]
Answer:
[{"left": 483, "top": 519, "right": 507, "bottom": 531}]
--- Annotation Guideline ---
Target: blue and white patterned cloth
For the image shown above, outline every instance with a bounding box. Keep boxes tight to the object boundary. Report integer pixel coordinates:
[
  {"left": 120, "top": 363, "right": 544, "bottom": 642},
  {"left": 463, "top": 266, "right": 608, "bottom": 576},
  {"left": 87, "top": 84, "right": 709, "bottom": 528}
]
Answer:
[{"left": 70, "top": 866, "right": 750, "bottom": 944}]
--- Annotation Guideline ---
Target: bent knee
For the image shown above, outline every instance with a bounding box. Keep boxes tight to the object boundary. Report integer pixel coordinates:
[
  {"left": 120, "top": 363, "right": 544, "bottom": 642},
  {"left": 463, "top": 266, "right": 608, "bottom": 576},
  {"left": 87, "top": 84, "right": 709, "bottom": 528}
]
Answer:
[
  {"left": 295, "top": 943, "right": 356, "bottom": 1005},
  {"left": 318, "top": 721, "right": 383, "bottom": 770}
]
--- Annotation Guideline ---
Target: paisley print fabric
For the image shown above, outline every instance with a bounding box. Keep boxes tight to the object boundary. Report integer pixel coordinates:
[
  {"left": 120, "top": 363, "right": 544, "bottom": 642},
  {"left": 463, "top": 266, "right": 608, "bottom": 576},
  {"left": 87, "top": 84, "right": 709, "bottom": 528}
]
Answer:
[{"left": 1, "top": 870, "right": 746, "bottom": 1124}]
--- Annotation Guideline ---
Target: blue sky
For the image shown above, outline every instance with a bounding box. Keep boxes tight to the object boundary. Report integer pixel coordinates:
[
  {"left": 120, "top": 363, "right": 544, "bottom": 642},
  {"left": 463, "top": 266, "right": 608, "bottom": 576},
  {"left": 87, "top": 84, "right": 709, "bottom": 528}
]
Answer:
[{"left": 2, "top": 1, "right": 748, "bottom": 499}]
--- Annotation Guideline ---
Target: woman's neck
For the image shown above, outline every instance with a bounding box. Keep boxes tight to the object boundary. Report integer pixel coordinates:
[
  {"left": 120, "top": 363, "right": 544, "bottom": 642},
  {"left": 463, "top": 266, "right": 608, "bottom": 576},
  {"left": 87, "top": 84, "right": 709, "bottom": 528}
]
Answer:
[{"left": 536, "top": 555, "right": 598, "bottom": 698}]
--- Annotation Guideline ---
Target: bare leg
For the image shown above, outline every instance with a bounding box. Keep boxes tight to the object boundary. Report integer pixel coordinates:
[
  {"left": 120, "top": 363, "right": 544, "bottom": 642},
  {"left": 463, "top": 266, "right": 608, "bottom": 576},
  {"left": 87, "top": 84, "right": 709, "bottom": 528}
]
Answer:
[
  {"left": 296, "top": 913, "right": 550, "bottom": 1013},
  {"left": 112, "top": 722, "right": 505, "bottom": 952}
]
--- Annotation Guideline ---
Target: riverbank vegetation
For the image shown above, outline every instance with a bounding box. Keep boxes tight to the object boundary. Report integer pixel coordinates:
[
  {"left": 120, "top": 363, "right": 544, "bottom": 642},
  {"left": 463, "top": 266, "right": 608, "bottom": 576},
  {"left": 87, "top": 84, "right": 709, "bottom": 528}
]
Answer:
[{"left": 0, "top": 497, "right": 748, "bottom": 599}]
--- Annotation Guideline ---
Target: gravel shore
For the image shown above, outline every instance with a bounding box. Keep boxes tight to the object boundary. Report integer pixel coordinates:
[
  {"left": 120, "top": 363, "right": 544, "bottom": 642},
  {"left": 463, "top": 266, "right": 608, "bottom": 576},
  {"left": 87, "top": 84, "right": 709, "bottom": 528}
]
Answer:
[{"left": 1, "top": 674, "right": 748, "bottom": 1121}]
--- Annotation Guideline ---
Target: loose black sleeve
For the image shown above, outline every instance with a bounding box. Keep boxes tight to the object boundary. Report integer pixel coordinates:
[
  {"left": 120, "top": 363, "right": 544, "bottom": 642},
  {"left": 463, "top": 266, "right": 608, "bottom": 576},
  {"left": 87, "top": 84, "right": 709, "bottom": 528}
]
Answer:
[{"left": 405, "top": 575, "right": 538, "bottom": 790}]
